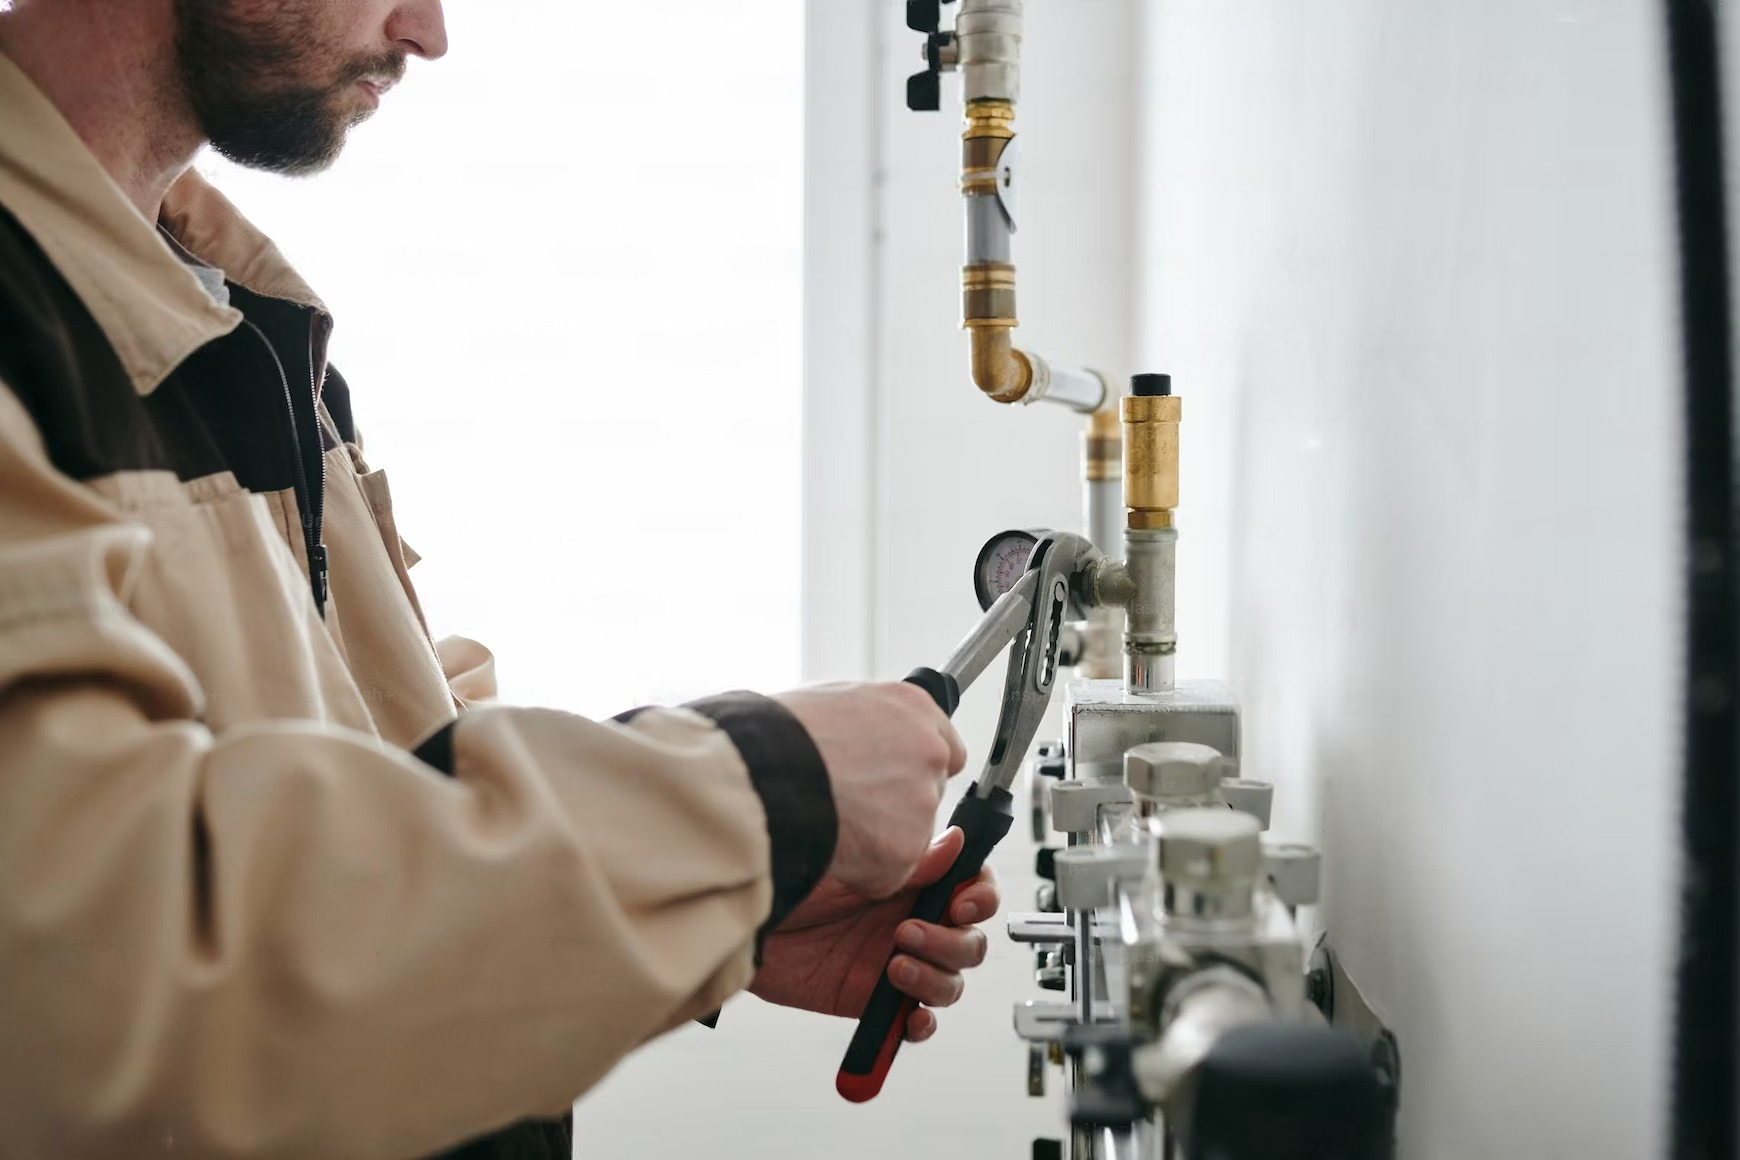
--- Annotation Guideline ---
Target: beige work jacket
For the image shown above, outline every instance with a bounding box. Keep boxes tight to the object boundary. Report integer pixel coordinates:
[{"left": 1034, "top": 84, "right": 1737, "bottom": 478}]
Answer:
[{"left": 0, "top": 50, "right": 835, "bottom": 1160}]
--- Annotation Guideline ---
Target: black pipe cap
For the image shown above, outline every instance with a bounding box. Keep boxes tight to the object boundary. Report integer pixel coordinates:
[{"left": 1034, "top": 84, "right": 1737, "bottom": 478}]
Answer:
[
  {"left": 1131, "top": 373, "right": 1172, "bottom": 397},
  {"left": 1185, "top": 1024, "right": 1387, "bottom": 1160}
]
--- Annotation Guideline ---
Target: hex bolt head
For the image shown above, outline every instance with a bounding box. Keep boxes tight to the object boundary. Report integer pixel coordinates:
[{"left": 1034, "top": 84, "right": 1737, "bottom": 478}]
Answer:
[
  {"left": 1155, "top": 808, "right": 1263, "bottom": 885},
  {"left": 1124, "top": 741, "right": 1225, "bottom": 803}
]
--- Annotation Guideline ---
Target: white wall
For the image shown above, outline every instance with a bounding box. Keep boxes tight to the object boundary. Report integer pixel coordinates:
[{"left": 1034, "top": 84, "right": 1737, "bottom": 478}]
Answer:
[
  {"left": 1137, "top": 3, "right": 1682, "bottom": 1158},
  {"left": 207, "top": 1, "right": 805, "bottom": 719},
  {"left": 805, "top": 2, "right": 1691, "bottom": 1158}
]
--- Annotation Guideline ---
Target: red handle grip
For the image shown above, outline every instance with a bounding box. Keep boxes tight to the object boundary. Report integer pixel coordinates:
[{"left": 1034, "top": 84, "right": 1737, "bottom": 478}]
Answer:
[
  {"left": 835, "top": 785, "right": 1015, "bottom": 1102},
  {"left": 834, "top": 879, "right": 974, "bottom": 1104}
]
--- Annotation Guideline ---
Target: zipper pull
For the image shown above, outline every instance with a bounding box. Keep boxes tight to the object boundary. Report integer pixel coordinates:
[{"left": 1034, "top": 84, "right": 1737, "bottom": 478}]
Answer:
[{"left": 310, "top": 542, "right": 330, "bottom": 611}]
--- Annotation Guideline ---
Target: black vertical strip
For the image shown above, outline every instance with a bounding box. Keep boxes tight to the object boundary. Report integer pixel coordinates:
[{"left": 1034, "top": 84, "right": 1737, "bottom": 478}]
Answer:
[{"left": 1663, "top": 3, "right": 1740, "bottom": 1159}]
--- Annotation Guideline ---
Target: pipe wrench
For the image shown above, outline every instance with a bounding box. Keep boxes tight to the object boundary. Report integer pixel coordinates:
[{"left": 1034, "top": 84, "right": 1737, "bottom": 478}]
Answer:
[{"left": 838, "top": 529, "right": 1096, "bottom": 1101}]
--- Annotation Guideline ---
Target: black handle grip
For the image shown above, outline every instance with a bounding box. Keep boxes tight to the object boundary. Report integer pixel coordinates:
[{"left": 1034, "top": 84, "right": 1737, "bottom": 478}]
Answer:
[
  {"left": 903, "top": 666, "right": 961, "bottom": 717},
  {"left": 836, "top": 784, "right": 1015, "bottom": 1102}
]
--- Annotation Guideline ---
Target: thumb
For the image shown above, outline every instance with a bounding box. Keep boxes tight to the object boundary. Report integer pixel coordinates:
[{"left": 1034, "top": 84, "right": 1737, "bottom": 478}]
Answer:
[{"left": 905, "top": 826, "right": 966, "bottom": 889}]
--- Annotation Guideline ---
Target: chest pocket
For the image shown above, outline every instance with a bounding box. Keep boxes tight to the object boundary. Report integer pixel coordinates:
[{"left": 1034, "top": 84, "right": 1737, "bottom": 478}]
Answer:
[
  {"left": 91, "top": 469, "right": 376, "bottom": 735},
  {"left": 319, "top": 439, "right": 456, "bottom": 749}
]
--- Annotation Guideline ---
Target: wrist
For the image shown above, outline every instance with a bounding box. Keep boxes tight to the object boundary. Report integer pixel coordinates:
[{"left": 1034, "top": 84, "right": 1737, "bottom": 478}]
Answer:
[{"left": 684, "top": 692, "right": 838, "bottom": 952}]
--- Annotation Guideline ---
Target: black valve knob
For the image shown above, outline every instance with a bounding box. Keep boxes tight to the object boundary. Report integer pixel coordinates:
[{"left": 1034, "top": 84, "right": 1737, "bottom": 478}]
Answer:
[
  {"left": 907, "top": 0, "right": 943, "bottom": 32},
  {"left": 907, "top": 69, "right": 942, "bottom": 113},
  {"left": 1185, "top": 1024, "right": 1387, "bottom": 1160},
  {"left": 904, "top": 0, "right": 956, "bottom": 112}
]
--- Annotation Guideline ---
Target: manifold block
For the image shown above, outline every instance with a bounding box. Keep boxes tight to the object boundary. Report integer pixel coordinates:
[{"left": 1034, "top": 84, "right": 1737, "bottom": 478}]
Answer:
[{"left": 1065, "top": 678, "right": 1240, "bottom": 785}]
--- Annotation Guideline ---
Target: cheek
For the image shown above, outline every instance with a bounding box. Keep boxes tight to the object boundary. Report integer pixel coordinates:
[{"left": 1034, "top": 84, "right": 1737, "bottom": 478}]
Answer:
[
  {"left": 316, "top": 0, "right": 396, "bottom": 52},
  {"left": 241, "top": 0, "right": 375, "bottom": 74}
]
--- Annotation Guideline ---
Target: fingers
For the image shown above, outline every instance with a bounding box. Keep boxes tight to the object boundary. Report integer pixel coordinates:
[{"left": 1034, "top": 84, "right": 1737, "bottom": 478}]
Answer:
[
  {"left": 906, "top": 827, "right": 967, "bottom": 889},
  {"left": 939, "top": 718, "right": 967, "bottom": 775},
  {"left": 888, "top": 953, "right": 965, "bottom": 1008},
  {"left": 948, "top": 866, "right": 999, "bottom": 926},
  {"left": 904, "top": 1006, "right": 938, "bottom": 1043},
  {"left": 896, "top": 919, "right": 988, "bottom": 971}
]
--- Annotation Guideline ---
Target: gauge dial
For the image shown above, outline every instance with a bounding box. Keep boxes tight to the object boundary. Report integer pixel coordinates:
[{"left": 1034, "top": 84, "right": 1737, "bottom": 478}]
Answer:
[{"left": 973, "top": 529, "right": 1041, "bottom": 611}]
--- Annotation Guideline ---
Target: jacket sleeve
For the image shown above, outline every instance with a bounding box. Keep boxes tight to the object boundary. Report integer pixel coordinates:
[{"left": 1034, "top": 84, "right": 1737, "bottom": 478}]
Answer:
[{"left": 0, "top": 384, "right": 836, "bottom": 1160}]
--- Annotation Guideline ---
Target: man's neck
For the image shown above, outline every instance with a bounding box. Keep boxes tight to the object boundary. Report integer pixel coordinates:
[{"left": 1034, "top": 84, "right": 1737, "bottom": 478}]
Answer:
[{"left": 0, "top": 0, "right": 203, "bottom": 222}]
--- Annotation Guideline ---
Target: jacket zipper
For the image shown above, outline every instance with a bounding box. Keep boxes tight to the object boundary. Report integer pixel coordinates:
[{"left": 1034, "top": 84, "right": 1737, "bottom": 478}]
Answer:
[{"left": 241, "top": 318, "right": 328, "bottom": 617}]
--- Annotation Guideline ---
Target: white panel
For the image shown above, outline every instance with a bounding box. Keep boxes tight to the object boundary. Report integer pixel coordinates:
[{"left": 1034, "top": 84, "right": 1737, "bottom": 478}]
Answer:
[
  {"left": 1138, "top": 3, "right": 1680, "bottom": 1158},
  {"left": 802, "top": 0, "right": 882, "bottom": 682},
  {"left": 205, "top": 1, "right": 806, "bottom": 716}
]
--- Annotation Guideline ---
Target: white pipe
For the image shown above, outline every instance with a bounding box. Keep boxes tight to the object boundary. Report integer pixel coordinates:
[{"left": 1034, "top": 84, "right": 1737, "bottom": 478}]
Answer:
[{"left": 1022, "top": 354, "right": 1110, "bottom": 412}]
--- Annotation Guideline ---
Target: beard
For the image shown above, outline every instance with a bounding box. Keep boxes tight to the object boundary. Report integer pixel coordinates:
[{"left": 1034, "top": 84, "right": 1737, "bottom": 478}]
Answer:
[{"left": 173, "top": 0, "right": 405, "bottom": 175}]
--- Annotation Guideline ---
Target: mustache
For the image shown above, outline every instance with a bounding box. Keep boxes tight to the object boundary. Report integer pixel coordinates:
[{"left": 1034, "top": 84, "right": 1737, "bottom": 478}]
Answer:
[{"left": 336, "top": 51, "right": 407, "bottom": 89}]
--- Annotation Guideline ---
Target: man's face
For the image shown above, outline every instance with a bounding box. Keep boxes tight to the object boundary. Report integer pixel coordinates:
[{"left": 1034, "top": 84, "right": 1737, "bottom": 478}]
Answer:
[{"left": 174, "top": 0, "right": 441, "bottom": 175}]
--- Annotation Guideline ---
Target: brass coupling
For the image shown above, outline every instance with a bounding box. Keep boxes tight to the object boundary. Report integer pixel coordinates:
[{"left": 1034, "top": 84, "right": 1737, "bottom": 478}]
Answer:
[
  {"left": 1123, "top": 378, "right": 1180, "bottom": 520},
  {"left": 963, "top": 263, "right": 1017, "bottom": 328},
  {"left": 963, "top": 99, "right": 1016, "bottom": 139},
  {"left": 1084, "top": 405, "right": 1122, "bottom": 482},
  {"left": 962, "top": 102, "right": 1014, "bottom": 193},
  {"left": 963, "top": 262, "right": 1029, "bottom": 402}
]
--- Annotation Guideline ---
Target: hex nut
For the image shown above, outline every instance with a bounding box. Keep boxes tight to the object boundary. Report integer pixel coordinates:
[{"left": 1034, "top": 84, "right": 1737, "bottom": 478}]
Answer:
[
  {"left": 1124, "top": 741, "right": 1225, "bottom": 802},
  {"left": 1155, "top": 808, "right": 1263, "bottom": 884}
]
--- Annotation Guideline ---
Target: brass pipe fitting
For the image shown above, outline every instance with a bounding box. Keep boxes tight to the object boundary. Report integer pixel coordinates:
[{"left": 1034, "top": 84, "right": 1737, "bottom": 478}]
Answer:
[
  {"left": 962, "top": 101, "right": 1028, "bottom": 403},
  {"left": 1123, "top": 392, "right": 1181, "bottom": 519},
  {"left": 964, "top": 99, "right": 1017, "bottom": 144},
  {"left": 962, "top": 263, "right": 1018, "bottom": 330},
  {"left": 1084, "top": 405, "right": 1122, "bottom": 483},
  {"left": 1123, "top": 373, "right": 1180, "bottom": 695},
  {"left": 967, "top": 326, "right": 1033, "bottom": 403}
]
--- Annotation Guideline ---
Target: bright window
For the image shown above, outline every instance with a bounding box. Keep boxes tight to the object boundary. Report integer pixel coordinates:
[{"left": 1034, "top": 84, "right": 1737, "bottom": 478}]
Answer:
[{"left": 204, "top": 2, "right": 804, "bottom": 717}]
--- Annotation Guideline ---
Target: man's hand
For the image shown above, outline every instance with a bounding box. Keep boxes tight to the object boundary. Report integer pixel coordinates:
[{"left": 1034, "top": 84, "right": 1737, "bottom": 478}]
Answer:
[
  {"left": 750, "top": 828, "right": 1000, "bottom": 1042},
  {"left": 776, "top": 682, "right": 967, "bottom": 898}
]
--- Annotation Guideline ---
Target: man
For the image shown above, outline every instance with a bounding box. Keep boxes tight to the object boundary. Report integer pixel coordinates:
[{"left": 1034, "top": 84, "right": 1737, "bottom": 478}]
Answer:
[{"left": 0, "top": 2, "right": 1001, "bottom": 1157}]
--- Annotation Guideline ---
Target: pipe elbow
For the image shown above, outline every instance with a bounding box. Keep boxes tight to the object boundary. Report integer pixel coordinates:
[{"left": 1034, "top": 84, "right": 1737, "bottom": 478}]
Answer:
[{"left": 969, "top": 327, "right": 1033, "bottom": 403}]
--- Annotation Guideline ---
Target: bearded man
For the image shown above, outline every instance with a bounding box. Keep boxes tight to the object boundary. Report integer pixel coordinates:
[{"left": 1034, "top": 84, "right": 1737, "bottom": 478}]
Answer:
[{"left": 0, "top": 3, "right": 1000, "bottom": 1157}]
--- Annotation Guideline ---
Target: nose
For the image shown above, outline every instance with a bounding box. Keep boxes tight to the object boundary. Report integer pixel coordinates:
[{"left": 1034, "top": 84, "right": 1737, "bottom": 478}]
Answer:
[{"left": 386, "top": 0, "right": 448, "bottom": 61}]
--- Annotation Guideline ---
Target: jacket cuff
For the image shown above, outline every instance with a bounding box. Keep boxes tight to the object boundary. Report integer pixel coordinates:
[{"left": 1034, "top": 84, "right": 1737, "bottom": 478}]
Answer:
[{"left": 684, "top": 692, "right": 837, "bottom": 952}]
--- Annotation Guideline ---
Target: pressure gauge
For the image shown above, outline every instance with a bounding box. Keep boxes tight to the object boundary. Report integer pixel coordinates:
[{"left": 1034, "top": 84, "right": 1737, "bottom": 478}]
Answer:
[{"left": 973, "top": 529, "right": 1041, "bottom": 611}]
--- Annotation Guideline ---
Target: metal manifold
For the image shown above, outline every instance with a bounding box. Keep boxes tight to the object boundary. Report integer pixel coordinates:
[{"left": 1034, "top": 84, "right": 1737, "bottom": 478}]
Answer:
[{"left": 1015, "top": 709, "right": 1398, "bottom": 1160}]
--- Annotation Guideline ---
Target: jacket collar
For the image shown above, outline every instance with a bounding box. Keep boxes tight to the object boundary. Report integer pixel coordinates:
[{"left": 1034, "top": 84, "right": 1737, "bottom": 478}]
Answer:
[{"left": 0, "top": 51, "right": 330, "bottom": 396}]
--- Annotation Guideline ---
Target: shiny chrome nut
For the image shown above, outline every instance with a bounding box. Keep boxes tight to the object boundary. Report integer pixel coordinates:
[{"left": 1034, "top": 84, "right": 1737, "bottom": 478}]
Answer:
[
  {"left": 1125, "top": 741, "right": 1225, "bottom": 807},
  {"left": 1155, "top": 808, "right": 1264, "bottom": 921}
]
